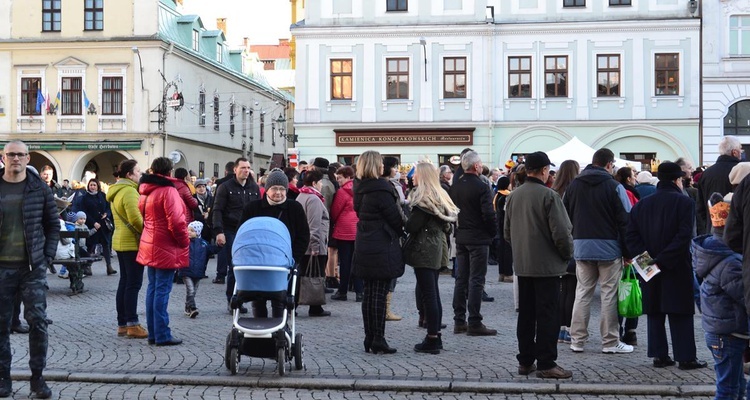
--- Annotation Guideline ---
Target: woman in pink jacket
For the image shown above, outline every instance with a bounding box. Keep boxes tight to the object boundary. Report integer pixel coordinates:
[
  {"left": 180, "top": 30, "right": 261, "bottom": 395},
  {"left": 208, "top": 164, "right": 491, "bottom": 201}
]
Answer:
[
  {"left": 136, "top": 157, "right": 189, "bottom": 346},
  {"left": 330, "top": 166, "right": 362, "bottom": 302}
]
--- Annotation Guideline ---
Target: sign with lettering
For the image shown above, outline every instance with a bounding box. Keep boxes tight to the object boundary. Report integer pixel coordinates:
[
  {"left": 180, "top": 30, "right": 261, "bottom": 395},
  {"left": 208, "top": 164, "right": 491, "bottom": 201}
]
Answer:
[
  {"left": 334, "top": 129, "right": 474, "bottom": 147},
  {"left": 0, "top": 142, "right": 63, "bottom": 151},
  {"left": 65, "top": 142, "right": 142, "bottom": 150}
]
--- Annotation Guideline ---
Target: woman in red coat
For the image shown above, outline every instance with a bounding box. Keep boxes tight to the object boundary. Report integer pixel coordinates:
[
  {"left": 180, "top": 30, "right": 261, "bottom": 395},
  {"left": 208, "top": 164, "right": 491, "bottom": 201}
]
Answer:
[
  {"left": 136, "top": 157, "right": 190, "bottom": 346},
  {"left": 330, "top": 166, "right": 362, "bottom": 301}
]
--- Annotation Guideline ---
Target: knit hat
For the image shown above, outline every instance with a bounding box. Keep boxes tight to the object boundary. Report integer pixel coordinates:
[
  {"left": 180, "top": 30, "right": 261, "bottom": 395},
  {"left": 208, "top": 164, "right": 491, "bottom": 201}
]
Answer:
[
  {"left": 75, "top": 211, "right": 87, "bottom": 221},
  {"left": 312, "top": 157, "right": 330, "bottom": 169},
  {"left": 636, "top": 171, "right": 654, "bottom": 185},
  {"left": 504, "top": 160, "right": 516, "bottom": 170},
  {"left": 66, "top": 211, "right": 77, "bottom": 223},
  {"left": 709, "top": 192, "right": 730, "bottom": 228},
  {"left": 194, "top": 178, "right": 208, "bottom": 187},
  {"left": 188, "top": 221, "right": 203, "bottom": 237},
  {"left": 729, "top": 162, "right": 750, "bottom": 185},
  {"left": 265, "top": 168, "right": 289, "bottom": 190}
]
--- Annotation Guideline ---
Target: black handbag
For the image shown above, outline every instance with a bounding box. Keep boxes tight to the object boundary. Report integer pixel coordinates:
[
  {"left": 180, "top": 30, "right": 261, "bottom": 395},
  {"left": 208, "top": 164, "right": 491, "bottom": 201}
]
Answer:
[{"left": 298, "top": 256, "right": 327, "bottom": 306}]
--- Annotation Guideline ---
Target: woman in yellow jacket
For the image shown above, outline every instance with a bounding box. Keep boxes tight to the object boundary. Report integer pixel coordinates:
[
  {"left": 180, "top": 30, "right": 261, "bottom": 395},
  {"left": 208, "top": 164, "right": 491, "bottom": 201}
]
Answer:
[{"left": 106, "top": 160, "right": 146, "bottom": 339}]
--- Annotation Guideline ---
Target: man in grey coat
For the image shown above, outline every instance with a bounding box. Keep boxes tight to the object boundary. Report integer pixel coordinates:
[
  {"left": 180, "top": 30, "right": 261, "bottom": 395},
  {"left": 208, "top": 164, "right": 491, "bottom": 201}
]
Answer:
[{"left": 505, "top": 151, "right": 574, "bottom": 379}]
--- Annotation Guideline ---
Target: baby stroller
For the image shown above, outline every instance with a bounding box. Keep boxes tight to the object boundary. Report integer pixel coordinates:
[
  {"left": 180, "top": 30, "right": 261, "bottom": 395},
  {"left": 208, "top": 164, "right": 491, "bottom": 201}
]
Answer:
[{"left": 224, "top": 217, "right": 303, "bottom": 376}]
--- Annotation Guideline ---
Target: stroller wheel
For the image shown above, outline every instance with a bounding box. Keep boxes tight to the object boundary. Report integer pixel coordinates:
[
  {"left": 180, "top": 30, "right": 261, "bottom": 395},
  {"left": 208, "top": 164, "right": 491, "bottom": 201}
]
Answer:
[
  {"left": 224, "top": 333, "right": 233, "bottom": 370},
  {"left": 229, "top": 347, "right": 239, "bottom": 376},
  {"left": 294, "top": 333, "right": 304, "bottom": 371},
  {"left": 277, "top": 347, "right": 286, "bottom": 376}
]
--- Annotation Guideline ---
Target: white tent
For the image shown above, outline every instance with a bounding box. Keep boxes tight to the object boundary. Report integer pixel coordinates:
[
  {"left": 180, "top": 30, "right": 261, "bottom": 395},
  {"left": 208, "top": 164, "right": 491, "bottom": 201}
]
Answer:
[{"left": 546, "top": 136, "right": 630, "bottom": 170}]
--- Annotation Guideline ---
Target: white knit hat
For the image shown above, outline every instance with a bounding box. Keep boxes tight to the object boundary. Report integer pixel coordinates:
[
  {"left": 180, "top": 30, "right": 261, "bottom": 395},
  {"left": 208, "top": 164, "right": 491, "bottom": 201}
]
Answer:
[{"left": 188, "top": 221, "right": 203, "bottom": 237}]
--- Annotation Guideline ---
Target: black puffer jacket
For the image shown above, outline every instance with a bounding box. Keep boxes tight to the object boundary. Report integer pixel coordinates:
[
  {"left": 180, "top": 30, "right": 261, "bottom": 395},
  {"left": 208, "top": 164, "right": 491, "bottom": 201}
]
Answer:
[
  {"left": 212, "top": 177, "right": 260, "bottom": 235},
  {"left": 352, "top": 178, "right": 405, "bottom": 280},
  {"left": 450, "top": 173, "right": 496, "bottom": 245},
  {"left": 0, "top": 168, "right": 60, "bottom": 268}
]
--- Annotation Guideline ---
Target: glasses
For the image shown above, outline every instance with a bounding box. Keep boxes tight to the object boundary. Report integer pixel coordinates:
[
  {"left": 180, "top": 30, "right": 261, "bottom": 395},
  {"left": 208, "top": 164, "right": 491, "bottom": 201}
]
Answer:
[{"left": 4, "top": 152, "right": 28, "bottom": 159}]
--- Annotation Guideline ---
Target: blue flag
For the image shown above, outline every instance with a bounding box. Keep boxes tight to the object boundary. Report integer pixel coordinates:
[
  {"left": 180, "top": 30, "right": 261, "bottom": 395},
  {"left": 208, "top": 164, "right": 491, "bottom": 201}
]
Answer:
[
  {"left": 83, "top": 90, "right": 90, "bottom": 108},
  {"left": 35, "top": 90, "right": 45, "bottom": 114}
]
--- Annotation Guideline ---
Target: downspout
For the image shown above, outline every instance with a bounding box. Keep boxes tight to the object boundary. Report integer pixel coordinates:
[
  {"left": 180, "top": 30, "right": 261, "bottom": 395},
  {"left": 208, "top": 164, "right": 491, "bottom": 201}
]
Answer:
[
  {"left": 162, "top": 42, "right": 173, "bottom": 157},
  {"left": 487, "top": 18, "right": 495, "bottom": 166},
  {"left": 698, "top": 1, "right": 703, "bottom": 165}
]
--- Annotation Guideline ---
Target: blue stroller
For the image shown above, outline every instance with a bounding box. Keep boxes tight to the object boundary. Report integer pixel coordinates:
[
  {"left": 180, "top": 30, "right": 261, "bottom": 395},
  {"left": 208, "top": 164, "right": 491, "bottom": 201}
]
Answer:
[{"left": 224, "top": 217, "right": 303, "bottom": 376}]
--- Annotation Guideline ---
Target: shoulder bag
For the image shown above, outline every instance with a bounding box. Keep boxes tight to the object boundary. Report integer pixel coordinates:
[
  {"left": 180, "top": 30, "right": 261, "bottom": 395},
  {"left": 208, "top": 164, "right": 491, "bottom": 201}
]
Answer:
[{"left": 113, "top": 206, "right": 141, "bottom": 241}]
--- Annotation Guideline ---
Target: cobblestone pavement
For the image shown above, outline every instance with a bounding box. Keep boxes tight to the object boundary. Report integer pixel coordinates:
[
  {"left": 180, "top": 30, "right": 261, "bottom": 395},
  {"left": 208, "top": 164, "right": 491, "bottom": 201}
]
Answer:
[{"left": 7, "top": 257, "right": 717, "bottom": 395}]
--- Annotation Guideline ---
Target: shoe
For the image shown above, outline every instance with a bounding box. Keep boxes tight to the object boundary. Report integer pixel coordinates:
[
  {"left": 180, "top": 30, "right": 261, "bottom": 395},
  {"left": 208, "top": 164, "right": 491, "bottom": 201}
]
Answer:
[
  {"left": 147, "top": 339, "right": 155, "bottom": 345},
  {"left": 330, "top": 292, "right": 348, "bottom": 301},
  {"left": 678, "top": 359, "right": 708, "bottom": 370},
  {"left": 562, "top": 331, "right": 571, "bottom": 344},
  {"left": 10, "top": 324, "right": 29, "bottom": 334},
  {"left": 308, "top": 310, "right": 331, "bottom": 317},
  {"left": 622, "top": 330, "right": 637, "bottom": 346},
  {"left": 414, "top": 336, "right": 441, "bottom": 354},
  {"left": 29, "top": 376, "right": 51, "bottom": 399},
  {"left": 370, "top": 337, "right": 397, "bottom": 354},
  {"left": 570, "top": 343, "right": 584, "bottom": 353},
  {"left": 324, "top": 287, "right": 334, "bottom": 294},
  {"left": 557, "top": 329, "right": 565, "bottom": 343},
  {"left": 0, "top": 378, "right": 11, "bottom": 398},
  {"left": 488, "top": 258, "right": 498, "bottom": 266},
  {"left": 106, "top": 265, "right": 117, "bottom": 275},
  {"left": 653, "top": 356, "right": 676, "bottom": 368},
  {"left": 517, "top": 363, "right": 537, "bottom": 376},
  {"left": 47, "top": 264, "right": 56, "bottom": 274},
  {"left": 439, "top": 267, "right": 451, "bottom": 275},
  {"left": 126, "top": 324, "right": 148, "bottom": 339},
  {"left": 58, "top": 270, "right": 69, "bottom": 279},
  {"left": 467, "top": 324, "right": 497, "bottom": 336},
  {"left": 453, "top": 324, "right": 467, "bottom": 334},
  {"left": 355, "top": 293, "right": 364, "bottom": 302},
  {"left": 239, "top": 305, "right": 248, "bottom": 314},
  {"left": 117, "top": 326, "right": 128, "bottom": 337},
  {"left": 326, "top": 277, "right": 340, "bottom": 289},
  {"left": 536, "top": 365, "right": 573, "bottom": 379},
  {"left": 364, "top": 336, "right": 373, "bottom": 353},
  {"left": 189, "top": 309, "right": 199, "bottom": 319},
  {"left": 503, "top": 275, "right": 514, "bottom": 283},
  {"left": 482, "top": 290, "right": 494, "bottom": 302},
  {"left": 212, "top": 277, "right": 225, "bottom": 284},
  {"left": 155, "top": 337, "right": 183, "bottom": 346},
  {"left": 602, "top": 342, "right": 634, "bottom": 354}
]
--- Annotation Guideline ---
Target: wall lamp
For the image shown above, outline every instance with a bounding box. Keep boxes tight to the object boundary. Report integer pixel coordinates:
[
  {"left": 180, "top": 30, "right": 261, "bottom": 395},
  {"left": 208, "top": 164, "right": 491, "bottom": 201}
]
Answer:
[
  {"left": 132, "top": 46, "right": 144, "bottom": 90},
  {"left": 419, "top": 37, "right": 427, "bottom": 82},
  {"left": 687, "top": 0, "right": 698, "bottom": 16}
]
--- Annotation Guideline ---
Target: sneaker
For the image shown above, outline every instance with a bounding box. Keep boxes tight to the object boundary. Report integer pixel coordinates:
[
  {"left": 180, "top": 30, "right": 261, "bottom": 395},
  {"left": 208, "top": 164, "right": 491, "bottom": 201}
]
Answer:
[
  {"left": 29, "top": 376, "right": 51, "bottom": 399},
  {"left": 570, "top": 343, "right": 584, "bottom": 353},
  {"left": 536, "top": 365, "right": 573, "bottom": 379},
  {"left": 602, "top": 342, "right": 634, "bottom": 354},
  {"left": 126, "top": 324, "right": 149, "bottom": 339},
  {"left": 57, "top": 270, "right": 69, "bottom": 279},
  {"left": 557, "top": 329, "right": 565, "bottom": 343},
  {"left": 467, "top": 324, "right": 497, "bottom": 336},
  {"left": 189, "top": 309, "right": 199, "bottom": 319},
  {"left": 562, "top": 330, "right": 571, "bottom": 344}
]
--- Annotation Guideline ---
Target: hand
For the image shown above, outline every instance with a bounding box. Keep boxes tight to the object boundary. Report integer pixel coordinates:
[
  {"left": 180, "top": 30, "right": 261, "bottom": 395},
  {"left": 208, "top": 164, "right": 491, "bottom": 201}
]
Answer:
[
  {"left": 94, "top": 222, "right": 101, "bottom": 230},
  {"left": 216, "top": 233, "right": 226, "bottom": 246},
  {"left": 311, "top": 250, "right": 319, "bottom": 256},
  {"left": 624, "top": 258, "right": 633, "bottom": 264}
]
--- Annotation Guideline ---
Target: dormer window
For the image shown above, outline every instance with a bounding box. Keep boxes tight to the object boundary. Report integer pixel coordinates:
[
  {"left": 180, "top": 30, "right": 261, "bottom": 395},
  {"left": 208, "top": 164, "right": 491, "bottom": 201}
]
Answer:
[
  {"left": 192, "top": 30, "right": 199, "bottom": 51},
  {"left": 216, "top": 44, "right": 223, "bottom": 63}
]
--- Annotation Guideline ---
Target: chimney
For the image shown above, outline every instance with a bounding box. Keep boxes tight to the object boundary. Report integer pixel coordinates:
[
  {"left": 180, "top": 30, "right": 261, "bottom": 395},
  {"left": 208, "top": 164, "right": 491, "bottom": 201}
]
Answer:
[
  {"left": 175, "top": 0, "right": 183, "bottom": 5},
  {"left": 243, "top": 37, "right": 250, "bottom": 52},
  {"left": 279, "top": 38, "right": 289, "bottom": 46},
  {"left": 217, "top": 18, "right": 227, "bottom": 36}
]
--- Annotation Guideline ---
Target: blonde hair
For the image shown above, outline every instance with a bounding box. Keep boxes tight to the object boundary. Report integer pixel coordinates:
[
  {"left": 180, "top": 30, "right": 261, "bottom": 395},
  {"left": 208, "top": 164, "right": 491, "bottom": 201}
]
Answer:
[
  {"left": 356, "top": 150, "right": 382, "bottom": 180},
  {"left": 408, "top": 162, "right": 459, "bottom": 216}
]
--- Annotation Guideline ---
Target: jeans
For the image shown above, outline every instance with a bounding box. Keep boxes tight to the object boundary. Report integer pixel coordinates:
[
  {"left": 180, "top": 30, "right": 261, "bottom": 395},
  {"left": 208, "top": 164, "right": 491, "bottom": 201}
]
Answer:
[
  {"left": 570, "top": 259, "right": 622, "bottom": 348},
  {"left": 183, "top": 277, "right": 201, "bottom": 310},
  {"left": 414, "top": 268, "right": 442, "bottom": 335},
  {"left": 337, "top": 240, "right": 362, "bottom": 294},
  {"left": 116, "top": 251, "right": 144, "bottom": 327},
  {"left": 452, "top": 244, "right": 488, "bottom": 326},
  {"left": 222, "top": 231, "right": 237, "bottom": 302},
  {"left": 517, "top": 276, "right": 560, "bottom": 371},
  {"left": 705, "top": 333, "right": 749, "bottom": 400},
  {"left": 145, "top": 267, "right": 176, "bottom": 343},
  {"left": 559, "top": 274, "right": 577, "bottom": 328}
]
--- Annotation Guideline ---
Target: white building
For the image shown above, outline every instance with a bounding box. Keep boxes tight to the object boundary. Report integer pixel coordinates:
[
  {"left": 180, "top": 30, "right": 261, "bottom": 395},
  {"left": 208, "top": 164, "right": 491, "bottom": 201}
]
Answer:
[{"left": 292, "top": 0, "right": 700, "bottom": 170}]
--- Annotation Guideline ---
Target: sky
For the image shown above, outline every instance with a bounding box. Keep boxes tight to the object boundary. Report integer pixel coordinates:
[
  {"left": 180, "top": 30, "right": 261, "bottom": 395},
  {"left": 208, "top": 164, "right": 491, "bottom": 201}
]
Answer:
[{"left": 181, "top": 0, "right": 292, "bottom": 47}]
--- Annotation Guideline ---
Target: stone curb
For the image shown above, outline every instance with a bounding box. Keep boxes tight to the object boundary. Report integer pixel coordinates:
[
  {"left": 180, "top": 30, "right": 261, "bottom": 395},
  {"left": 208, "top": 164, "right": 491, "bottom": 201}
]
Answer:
[{"left": 10, "top": 370, "right": 716, "bottom": 396}]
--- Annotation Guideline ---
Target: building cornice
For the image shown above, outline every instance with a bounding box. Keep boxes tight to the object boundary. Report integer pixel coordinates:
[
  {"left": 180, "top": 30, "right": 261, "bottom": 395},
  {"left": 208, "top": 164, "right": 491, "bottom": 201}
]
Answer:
[{"left": 294, "top": 119, "right": 698, "bottom": 129}]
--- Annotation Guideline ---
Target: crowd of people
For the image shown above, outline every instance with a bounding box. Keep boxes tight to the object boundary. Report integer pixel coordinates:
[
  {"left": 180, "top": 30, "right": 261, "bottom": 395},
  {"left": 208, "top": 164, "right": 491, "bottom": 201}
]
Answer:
[{"left": 5, "top": 135, "right": 750, "bottom": 398}]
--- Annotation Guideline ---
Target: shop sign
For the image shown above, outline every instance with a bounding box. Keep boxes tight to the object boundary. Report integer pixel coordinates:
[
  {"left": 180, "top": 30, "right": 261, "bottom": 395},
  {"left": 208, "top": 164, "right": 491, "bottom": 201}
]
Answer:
[
  {"left": 65, "top": 142, "right": 142, "bottom": 150},
  {"left": 335, "top": 129, "right": 474, "bottom": 147},
  {"left": 0, "top": 142, "right": 63, "bottom": 151}
]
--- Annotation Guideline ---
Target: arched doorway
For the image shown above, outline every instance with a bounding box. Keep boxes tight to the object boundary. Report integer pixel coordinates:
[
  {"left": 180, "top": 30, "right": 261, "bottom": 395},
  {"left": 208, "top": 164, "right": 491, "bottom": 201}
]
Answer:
[{"left": 70, "top": 151, "right": 130, "bottom": 186}]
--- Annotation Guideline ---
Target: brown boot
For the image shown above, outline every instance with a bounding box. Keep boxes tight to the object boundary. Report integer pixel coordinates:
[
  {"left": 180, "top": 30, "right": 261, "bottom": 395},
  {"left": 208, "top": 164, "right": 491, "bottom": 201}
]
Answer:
[
  {"left": 106, "top": 264, "right": 117, "bottom": 275},
  {"left": 117, "top": 326, "right": 127, "bottom": 337},
  {"left": 126, "top": 324, "right": 148, "bottom": 339},
  {"left": 385, "top": 292, "right": 402, "bottom": 321}
]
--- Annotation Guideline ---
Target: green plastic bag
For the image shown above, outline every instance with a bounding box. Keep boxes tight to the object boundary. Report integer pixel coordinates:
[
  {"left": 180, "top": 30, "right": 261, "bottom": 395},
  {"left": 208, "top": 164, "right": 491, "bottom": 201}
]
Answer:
[{"left": 618, "top": 264, "right": 642, "bottom": 318}]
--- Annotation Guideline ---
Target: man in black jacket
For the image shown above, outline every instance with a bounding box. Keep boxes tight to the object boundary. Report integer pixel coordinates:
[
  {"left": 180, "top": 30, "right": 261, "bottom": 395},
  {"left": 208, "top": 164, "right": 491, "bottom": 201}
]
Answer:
[
  {"left": 212, "top": 158, "right": 260, "bottom": 311},
  {"left": 698, "top": 136, "right": 742, "bottom": 233},
  {"left": 449, "top": 150, "right": 497, "bottom": 336},
  {"left": 211, "top": 161, "right": 235, "bottom": 284},
  {"left": 0, "top": 140, "right": 59, "bottom": 398}
]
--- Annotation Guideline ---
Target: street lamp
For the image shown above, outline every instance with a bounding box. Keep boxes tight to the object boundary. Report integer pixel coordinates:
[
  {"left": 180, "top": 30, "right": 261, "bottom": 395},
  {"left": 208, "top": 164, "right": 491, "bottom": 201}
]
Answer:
[
  {"left": 275, "top": 112, "right": 298, "bottom": 146},
  {"left": 131, "top": 46, "right": 144, "bottom": 90}
]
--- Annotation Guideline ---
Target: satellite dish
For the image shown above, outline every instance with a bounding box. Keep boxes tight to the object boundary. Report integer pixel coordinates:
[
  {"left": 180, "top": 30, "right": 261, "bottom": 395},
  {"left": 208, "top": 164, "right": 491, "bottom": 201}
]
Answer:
[{"left": 169, "top": 151, "right": 181, "bottom": 165}]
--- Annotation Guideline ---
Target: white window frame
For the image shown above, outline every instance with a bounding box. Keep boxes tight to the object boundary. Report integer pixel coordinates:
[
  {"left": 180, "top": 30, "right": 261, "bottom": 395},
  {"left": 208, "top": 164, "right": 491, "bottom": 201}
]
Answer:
[
  {"left": 15, "top": 66, "right": 47, "bottom": 131},
  {"left": 729, "top": 15, "right": 750, "bottom": 57},
  {"left": 97, "top": 64, "right": 128, "bottom": 131},
  {"left": 591, "top": 51, "right": 626, "bottom": 109}
]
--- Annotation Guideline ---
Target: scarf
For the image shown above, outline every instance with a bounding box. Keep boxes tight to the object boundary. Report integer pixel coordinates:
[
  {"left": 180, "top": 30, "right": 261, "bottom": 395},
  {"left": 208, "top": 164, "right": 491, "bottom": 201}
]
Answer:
[
  {"left": 87, "top": 189, "right": 98, "bottom": 195},
  {"left": 267, "top": 195, "right": 286, "bottom": 206},
  {"left": 300, "top": 186, "right": 325, "bottom": 203}
]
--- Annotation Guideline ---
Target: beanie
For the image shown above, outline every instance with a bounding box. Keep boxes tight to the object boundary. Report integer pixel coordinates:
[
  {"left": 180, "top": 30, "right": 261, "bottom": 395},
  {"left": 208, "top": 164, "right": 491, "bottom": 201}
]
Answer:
[
  {"left": 729, "top": 162, "right": 750, "bottom": 185},
  {"left": 66, "top": 212, "right": 78, "bottom": 224},
  {"left": 75, "top": 211, "right": 87, "bottom": 221},
  {"left": 188, "top": 221, "right": 204, "bottom": 237},
  {"left": 709, "top": 192, "right": 730, "bottom": 228},
  {"left": 265, "top": 168, "right": 289, "bottom": 190}
]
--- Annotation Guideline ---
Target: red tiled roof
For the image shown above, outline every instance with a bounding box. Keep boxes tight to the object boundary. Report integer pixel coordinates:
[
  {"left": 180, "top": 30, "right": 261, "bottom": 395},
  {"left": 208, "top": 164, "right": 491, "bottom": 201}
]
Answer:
[{"left": 250, "top": 44, "right": 290, "bottom": 60}]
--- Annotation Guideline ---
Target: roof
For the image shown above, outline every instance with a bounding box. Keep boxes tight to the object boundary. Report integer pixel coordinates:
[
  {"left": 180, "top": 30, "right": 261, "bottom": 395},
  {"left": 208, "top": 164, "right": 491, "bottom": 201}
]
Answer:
[{"left": 250, "top": 44, "right": 291, "bottom": 60}]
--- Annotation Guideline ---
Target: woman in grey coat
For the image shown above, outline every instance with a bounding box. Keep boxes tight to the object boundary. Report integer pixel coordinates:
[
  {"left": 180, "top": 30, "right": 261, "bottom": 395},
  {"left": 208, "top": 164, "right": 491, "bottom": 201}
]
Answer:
[{"left": 296, "top": 169, "right": 331, "bottom": 317}]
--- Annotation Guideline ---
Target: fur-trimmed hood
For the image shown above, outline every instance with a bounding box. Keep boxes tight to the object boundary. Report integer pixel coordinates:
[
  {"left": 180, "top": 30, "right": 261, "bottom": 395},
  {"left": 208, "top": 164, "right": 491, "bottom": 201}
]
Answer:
[{"left": 411, "top": 200, "right": 457, "bottom": 223}]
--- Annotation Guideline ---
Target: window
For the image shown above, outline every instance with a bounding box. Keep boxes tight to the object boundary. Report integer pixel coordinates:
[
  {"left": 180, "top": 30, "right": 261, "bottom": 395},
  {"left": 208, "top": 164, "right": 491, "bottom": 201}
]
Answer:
[
  {"left": 192, "top": 30, "right": 199, "bottom": 52},
  {"left": 724, "top": 100, "right": 750, "bottom": 136},
  {"left": 213, "top": 163, "right": 219, "bottom": 178},
  {"left": 620, "top": 152, "right": 656, "bottom": 172},
  {"left": 61, "top": 77, "right": 82, "bottom": 115},
  {"left": 563, "top": 0, "right": 585, "bottom": 6},
  {"left": 260, "top": 112, "right": 265, "bottom": 142},
  {"left": 443, "top": 57, "right": 467, "bottom": 98},
  {"left": 387, "top": 0, "right": 407, "bottom": 11},
  {"left": 42, "top": 0, "right": 61, "bottom": 32},
  {"left": 508, "top": 56, "right": 531, "bottom": 98},
  {"left": 216, "top": 44, "right": 223, "bottom": 63},
  {"left": 198, "top": 162, "right": 205, "bottom": 179},
  {"left": 609, "top": 0, "right": 631, "bottom": 5},
  {"left": 272, "top": 123, "right": 276, "bottom": 146},
  {"left": 21, "top": 77, "right": 42, "bottom": 116},
  {"left": 386, "top": 58, "right": 409, "bottom": 99},
  {"left": 655, "top": 53, "right": 679, "bottom": 96},
  {"left": 545, "top": 56, "right": 568, "bottom": 98},
  {"left": 84, "top": 0, "right": 103, "bottom": 31},
  {"left": 730, "top": 16, "right": 750, "bottom": 56},
  {"left": 229, "top": 102, "right": 235, "bottom": 136},
  {"left": 596, "top": 54, "right": 620, "bottom": 97},
  {"left": 101, "top": 77, "right": 123, "bottom": 115},
  {"left": 199, "top": 89, "right": 205, "bottom": 126},
  {"left": 213, "top": 94, "right": 219, "bottom": 131},
  {"left": 330, "top": 59, "right": 353, "bottom": 100}
]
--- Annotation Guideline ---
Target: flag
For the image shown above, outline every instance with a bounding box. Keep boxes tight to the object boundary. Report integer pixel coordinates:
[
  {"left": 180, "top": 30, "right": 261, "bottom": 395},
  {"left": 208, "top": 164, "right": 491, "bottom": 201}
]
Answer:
[
  {"left": 54, "top": 92, "right": 60, "bottom": 107},
  {"left": 45, "top": 90, "right": 50, "bottom": 113},
  {"left": 35, "top": 90, "right": 44, "bottom": 114},
  {"left": 83, "top": 90, "right": 90, "bottom": 108}
]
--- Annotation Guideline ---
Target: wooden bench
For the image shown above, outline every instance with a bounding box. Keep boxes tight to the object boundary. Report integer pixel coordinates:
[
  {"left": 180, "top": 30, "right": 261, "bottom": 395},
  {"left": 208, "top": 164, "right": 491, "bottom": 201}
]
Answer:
[{"left": 52, "top": 230, "right": 102, "bottom": 295}]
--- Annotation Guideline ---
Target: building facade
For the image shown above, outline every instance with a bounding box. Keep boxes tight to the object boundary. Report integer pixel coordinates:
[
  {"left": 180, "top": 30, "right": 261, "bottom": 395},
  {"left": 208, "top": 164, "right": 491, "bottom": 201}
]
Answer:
[
  {"left": 292, "top": 0, "right": 700, "bottom": 170},
  {"left": 0, "top": 0, "right": 291, "bottom": 185}
]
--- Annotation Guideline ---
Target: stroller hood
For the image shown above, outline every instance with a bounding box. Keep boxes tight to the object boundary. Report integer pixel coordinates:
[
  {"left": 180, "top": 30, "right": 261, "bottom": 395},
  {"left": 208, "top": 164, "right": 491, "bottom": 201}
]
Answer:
[{"left": 233, "top": 217, "right": 294, "bottom": 268}]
